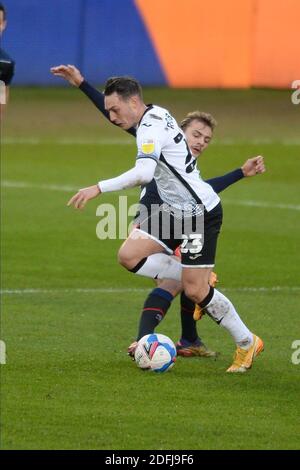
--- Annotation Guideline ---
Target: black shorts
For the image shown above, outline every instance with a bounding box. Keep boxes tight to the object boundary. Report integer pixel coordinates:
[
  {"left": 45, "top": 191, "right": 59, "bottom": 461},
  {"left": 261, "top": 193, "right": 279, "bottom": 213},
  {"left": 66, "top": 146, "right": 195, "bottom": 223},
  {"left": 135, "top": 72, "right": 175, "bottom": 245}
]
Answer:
[
  {"left": 137, "top": 201, "right": 223, "bottom": 267},
  {"left": 180, "top": 202, "right": 223, "bottom": 267}
]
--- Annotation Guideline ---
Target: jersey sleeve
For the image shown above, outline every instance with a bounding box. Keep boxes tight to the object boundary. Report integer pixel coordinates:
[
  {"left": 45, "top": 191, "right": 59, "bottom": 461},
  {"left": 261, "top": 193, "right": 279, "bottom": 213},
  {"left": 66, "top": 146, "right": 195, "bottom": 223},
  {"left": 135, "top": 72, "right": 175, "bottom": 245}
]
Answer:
[
  {"left": 206, "top": 169, "right": 244, "bottom": 193},
  {"left": 98, "top": 158, "right": 157, "bottom": 193}
]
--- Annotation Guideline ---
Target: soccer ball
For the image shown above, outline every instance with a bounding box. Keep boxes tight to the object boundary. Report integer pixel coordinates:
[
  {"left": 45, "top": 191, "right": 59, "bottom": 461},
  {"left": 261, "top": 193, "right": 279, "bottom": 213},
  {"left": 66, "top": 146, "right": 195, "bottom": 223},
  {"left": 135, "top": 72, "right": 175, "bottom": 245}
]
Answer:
[{"left": 134, "top": 333, "right": 177, "bottom": 372}]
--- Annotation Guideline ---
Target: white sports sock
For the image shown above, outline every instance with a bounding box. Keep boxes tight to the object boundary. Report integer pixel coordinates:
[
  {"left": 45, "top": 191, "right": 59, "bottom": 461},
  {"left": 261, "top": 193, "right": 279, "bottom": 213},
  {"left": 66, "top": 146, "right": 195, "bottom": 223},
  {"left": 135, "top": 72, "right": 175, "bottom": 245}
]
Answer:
[
  {"left": 134, "top": 253, "right": 182, "bottom": 281},
  {"left": 205, "top": 289, "right": 253, "bottom": 349}
]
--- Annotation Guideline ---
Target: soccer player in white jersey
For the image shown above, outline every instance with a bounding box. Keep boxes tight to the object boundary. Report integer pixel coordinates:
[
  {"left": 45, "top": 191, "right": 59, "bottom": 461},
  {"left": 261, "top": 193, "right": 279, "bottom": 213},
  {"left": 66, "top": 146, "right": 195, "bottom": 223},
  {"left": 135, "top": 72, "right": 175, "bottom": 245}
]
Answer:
[
  {"left": 51, "top": 64, "right": 265, "bottom": 359},
  {"left": 68, "top": 76, "right": 264, "bottom": 373}
]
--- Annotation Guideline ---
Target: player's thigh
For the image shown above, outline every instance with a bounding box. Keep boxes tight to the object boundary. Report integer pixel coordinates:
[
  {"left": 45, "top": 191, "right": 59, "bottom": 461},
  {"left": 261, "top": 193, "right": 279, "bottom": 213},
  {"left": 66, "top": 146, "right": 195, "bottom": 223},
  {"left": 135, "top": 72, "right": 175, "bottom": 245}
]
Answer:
[{"left": 118, "top": 228, "right": 165, "bottom": 268}]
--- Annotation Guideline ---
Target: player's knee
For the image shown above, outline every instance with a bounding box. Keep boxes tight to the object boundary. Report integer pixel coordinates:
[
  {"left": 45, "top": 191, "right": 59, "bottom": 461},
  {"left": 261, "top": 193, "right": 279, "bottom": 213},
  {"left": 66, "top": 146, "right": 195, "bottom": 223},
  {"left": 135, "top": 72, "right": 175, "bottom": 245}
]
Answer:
[
  {"left": 183, "top": 284, "right": 199, "bottom": 303},
  {"left": 117, "top": 246, "right": 137, "bottom": 270},
  {"left": 183, "top": 282, "right": 210, "bottom": 304},
  {"left": 117, "top": 247, "right": 131, "bottom": 269}
]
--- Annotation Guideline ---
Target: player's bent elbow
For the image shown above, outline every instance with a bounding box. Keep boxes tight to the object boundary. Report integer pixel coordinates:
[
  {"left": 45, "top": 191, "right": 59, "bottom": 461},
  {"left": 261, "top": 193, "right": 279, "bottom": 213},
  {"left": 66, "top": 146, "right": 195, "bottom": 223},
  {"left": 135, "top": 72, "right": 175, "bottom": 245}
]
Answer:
[{"left": 137, "top": 172, "right": 153, "bottom": 186}]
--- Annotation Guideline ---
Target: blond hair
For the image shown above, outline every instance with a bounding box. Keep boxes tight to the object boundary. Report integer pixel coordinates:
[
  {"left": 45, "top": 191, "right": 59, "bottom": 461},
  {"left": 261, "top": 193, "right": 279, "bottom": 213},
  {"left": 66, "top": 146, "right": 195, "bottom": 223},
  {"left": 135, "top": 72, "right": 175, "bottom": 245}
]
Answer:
[{"left": 180, "top": 111, "right": 217, "bottom": 131}]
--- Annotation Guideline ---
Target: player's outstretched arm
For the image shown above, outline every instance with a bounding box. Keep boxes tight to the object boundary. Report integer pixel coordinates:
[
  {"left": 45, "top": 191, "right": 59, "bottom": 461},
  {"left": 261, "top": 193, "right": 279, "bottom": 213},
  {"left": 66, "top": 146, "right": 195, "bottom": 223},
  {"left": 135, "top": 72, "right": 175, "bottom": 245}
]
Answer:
[
  {"left": 50, "top": 64, "right": 136, "bottom": 137},
  {"left": 206, "top": 156, "right": 265, "bottom": 193},
  {"left": 68, "top": 159, "right": 157, "bottom": 210}
]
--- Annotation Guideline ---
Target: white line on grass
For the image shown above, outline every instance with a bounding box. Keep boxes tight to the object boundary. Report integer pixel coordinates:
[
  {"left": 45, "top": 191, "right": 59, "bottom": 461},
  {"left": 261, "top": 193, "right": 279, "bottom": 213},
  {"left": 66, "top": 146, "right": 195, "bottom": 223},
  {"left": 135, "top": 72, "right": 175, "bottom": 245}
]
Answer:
[
  {"left": 2, "top": 138, "right": 133, "bottom": 145},
  {"left": 1, "top": 287, "right": 299, "bottom": 295},
  {"left": 221, "top": 199, "right": 300, "bottom": 211},
  {"left": 2, "top": 138, "right": 300, "bottom": 145},
  {"left": 2, "top": 180, "right": 300, "bottom": 211},
  {"left": 2, "top": 180, "right": 79, "bottom": 192},
  {"left": 0, "top": 288, "right": 149, "bottom": 295}
]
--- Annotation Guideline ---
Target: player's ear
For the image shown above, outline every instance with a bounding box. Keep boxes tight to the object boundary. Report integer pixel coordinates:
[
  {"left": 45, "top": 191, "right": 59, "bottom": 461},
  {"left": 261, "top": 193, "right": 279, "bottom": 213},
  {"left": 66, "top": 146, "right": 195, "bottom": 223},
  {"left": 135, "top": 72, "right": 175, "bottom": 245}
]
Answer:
[{"left": 130, "top": 94, "right": 141, "bottom": 109}]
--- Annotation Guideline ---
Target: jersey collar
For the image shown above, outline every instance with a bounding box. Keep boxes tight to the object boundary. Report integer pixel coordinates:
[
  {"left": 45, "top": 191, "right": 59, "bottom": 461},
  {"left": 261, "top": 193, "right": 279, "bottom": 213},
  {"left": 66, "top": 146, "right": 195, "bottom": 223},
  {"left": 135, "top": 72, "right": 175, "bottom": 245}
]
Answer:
[{"left": 136, "top": 104, "right": 154, "bottom": 129}]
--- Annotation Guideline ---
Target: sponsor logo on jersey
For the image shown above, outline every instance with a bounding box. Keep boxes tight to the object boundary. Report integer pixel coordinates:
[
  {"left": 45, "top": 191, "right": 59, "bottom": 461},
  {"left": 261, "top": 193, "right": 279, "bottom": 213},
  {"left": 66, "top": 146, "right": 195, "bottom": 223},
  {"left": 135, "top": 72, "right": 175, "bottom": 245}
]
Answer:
[{"left": 141, "top": 139, "right": 155, "bottom": 154}]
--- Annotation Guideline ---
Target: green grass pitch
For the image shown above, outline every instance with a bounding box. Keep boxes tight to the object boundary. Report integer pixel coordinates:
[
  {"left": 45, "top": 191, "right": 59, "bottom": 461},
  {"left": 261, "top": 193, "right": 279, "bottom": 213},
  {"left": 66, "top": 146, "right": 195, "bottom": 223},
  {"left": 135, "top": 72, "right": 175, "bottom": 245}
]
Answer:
[{"left": 1, "top": 87, "right": 300, "bottom": 449}]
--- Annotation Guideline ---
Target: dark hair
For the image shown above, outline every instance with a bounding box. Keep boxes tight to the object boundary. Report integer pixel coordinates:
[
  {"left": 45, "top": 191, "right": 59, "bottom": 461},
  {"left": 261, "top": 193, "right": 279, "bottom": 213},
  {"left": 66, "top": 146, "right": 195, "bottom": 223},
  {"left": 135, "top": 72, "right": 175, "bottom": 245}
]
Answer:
[
  {"left": 104, "top": 76, "right": 143, "bottom": 100},
  {"left": 0, "top": 3, "right": 6, "bottom": 20}
]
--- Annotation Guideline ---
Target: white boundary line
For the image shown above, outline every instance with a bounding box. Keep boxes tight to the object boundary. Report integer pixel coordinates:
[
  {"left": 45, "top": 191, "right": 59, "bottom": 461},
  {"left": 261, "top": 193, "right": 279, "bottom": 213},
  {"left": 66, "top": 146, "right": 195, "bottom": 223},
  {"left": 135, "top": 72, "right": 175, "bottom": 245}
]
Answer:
[
  {"left": 1, "top": 286, "right": 299, "bottom": 295},
  {"left": 2, "top": 180, "right": 300, "bottom": 211}
]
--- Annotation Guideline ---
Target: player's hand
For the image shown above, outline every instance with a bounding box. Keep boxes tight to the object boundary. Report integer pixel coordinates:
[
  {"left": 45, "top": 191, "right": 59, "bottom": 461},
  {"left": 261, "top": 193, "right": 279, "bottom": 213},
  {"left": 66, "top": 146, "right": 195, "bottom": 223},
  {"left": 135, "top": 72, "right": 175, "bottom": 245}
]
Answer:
[
  {"left": 50, "top": 64, "right": 84, "bottom": 87},
  {"left": 241, "top": 156, "right": 265, "bottom": 177},
  {"left": 67, "top": 185, "right": 101, "bottom": 210}
]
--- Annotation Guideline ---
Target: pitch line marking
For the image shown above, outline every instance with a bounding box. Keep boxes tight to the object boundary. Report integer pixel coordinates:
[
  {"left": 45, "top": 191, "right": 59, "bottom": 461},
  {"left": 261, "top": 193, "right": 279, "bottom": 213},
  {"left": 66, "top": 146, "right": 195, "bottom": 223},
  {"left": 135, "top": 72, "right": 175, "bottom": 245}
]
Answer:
[
  {"left": 1, "top": 287, "right": 299, "bottom": 295},
  {"left": 2, "top": 180, "right": 300, "bottom": 211},
  {"left": 2, "top": 138, "right": 133, "bottom": 145},
  {"left": 2, "top": 138, "right": 300, "bottom": 145},
  {"left": 2, "top": 180, "right": 79, "bottom": 192},
  {"left": 1, "top": 180, "right": 139, "bottom": 196},
  {"left": 221, "top": 199, "right": 300, "bottom": 211}
]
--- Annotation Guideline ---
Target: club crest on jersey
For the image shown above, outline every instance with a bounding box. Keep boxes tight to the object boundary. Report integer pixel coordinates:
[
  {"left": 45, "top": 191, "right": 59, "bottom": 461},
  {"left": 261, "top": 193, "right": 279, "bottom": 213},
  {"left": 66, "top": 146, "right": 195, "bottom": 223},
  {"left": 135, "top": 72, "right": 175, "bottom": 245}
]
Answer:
[{"left": 141, "top": 139, "right": 155, "bottom": 155}]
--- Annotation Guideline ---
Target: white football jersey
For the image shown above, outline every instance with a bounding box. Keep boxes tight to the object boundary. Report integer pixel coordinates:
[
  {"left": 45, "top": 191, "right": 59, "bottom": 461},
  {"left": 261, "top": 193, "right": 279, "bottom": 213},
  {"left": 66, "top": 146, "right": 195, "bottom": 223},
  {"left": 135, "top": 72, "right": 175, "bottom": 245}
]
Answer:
[{"left": 136, "top": 105, "right": 220, "bottom": 213}]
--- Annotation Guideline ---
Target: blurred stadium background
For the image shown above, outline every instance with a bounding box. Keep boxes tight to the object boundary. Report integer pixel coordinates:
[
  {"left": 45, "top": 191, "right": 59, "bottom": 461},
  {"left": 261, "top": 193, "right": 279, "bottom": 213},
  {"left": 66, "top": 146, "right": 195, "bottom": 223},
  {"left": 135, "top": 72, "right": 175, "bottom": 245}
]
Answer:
[
  {"left": 1, "top": 0, "right": 300, "bottom": 450},
  {"left": 3, "top": 0, "right": 300, "bottom": 87}
]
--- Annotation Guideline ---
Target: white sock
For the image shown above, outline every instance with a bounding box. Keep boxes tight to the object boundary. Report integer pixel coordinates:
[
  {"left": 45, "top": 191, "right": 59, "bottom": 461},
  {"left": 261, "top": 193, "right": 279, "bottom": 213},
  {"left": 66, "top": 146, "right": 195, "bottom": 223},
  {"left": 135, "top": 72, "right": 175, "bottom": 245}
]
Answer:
[
  {"left": 133, "top": 253, "right": 182, "bottom": 281},
  {"left": 205, "top": 289, "right": 253, "bottom": 349}
]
